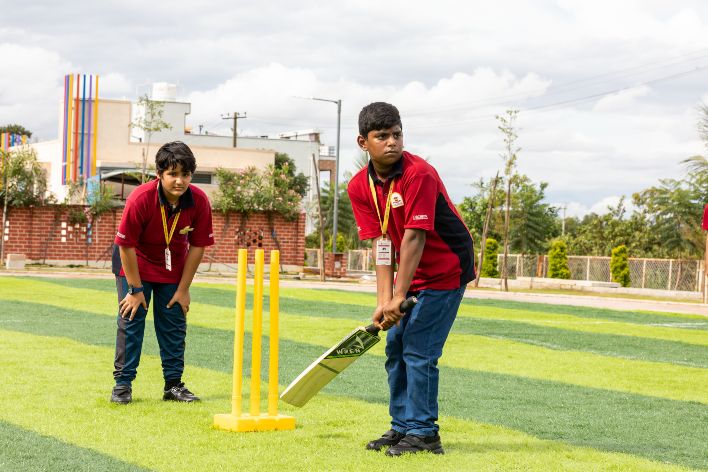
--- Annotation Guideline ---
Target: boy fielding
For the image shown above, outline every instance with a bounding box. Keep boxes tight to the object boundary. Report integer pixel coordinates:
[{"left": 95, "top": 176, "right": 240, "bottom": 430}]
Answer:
[
  {"left": 110, "top": 141, "right": 214, "bottom": 404},
  {"left": 347, "top": 102, "right": 475, "bottom": 455}
]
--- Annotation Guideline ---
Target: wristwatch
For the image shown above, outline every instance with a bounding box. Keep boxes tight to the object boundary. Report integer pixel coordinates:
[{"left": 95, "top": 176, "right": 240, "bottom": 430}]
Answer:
[{"left": 127, "top": 285, "right": 144, "bottom": 295}]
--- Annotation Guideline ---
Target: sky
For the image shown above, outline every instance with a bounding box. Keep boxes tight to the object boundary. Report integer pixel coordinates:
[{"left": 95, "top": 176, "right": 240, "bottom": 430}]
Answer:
[{"left": 2, "top": 0, "right": 708, "bottom": 217}]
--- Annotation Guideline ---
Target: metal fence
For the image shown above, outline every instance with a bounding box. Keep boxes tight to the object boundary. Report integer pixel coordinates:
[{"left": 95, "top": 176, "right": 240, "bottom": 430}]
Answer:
[
  {"left": 347, "top": 249, "right": 374, "bottom": 272},
  {"left": 344, "top": 250, "right": 704, "bottom": 292},
  {"left": 496, "top": 254, "right": 704, "bottom": 292}
]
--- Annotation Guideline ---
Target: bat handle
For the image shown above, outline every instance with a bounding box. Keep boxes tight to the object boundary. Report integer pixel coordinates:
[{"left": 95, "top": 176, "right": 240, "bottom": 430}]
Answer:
[{"left": 365, "top": 296, "right": 418, "bottom": 335}]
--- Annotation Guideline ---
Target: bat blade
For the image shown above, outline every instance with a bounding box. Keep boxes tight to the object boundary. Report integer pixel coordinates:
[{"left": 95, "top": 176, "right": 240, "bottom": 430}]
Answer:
[
  {"left": 280, "top": 326, "right": 380, "bottom": 407},
  {"left": 280, "top": 296, "right": 418, "bottom": 408}
]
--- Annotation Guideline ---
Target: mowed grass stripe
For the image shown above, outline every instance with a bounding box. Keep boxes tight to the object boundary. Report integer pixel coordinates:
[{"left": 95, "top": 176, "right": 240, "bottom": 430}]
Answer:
[
  {"left": 1, "top": 304, "right": 708, "bottom": 469},
  {"left": 4, "top": 332, "right": 694, "bottom": 472},
  {"left": 468, "top": 298, "right": 708, "bottom": 328},
  {"left": 0, "top": 420, "right": 151, "bottom": 472},
  {"left": 4, "top": 277, "right": 705, "bottom": 360},
  {"left": 2, "top": 298, "right": 706, "bottom": 404},
  {"left": 452, "top": 317, "right": 708, "bottom": 368},
  {"left": 16, "top": 276, "right": 707, "bottom": 330},
  {"left": 457, "top": 305, "right": 708, "bottom": 347},
  {"left": 0, "top": 331, "right": 687, "bottom": 472}
]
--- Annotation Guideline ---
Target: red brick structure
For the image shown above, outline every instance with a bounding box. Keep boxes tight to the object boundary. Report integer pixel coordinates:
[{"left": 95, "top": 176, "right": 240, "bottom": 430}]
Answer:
[
  {"left": 318, "top": 159, "right": 336, "bottom": 188},
  {"left": 324, "top": 252, "right": 347, "bottom": 278},
  {"left": 0, "top": 206, "right": 305, "bottom": 270}
]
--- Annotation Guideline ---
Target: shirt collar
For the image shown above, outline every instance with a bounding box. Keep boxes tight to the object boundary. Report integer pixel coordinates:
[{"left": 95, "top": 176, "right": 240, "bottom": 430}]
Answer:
[
  {"left": 157, "top": 181, "right": 194, "bottom": 210},
  {"left": 367, "top": 155, "right": 404, "bottom": 185}
]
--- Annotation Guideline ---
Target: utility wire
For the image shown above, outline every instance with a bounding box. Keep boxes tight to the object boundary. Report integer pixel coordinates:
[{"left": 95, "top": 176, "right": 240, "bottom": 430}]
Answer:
[{"left": 407, "top": 64, "right": 708, "bottom": 130}]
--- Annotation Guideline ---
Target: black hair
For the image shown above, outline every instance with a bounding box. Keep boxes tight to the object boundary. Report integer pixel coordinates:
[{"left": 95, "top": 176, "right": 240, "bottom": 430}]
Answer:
[
  {"left": 358, "top": 102, "right": 402, "bottom": 137},
  {"left": 155, "top": 141, "right": 196, "bottom": 174}
]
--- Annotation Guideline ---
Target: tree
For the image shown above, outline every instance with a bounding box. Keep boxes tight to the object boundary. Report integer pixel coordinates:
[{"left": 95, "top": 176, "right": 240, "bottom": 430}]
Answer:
[
  {"left": 475, "top": 173, "right": 500, "bottom": 286},
  {"left": 610, "top": 245, "right": 631, "bottom": 287},
  {"left": 315, "top": 181, "right": 358, "bottom": 251},
  {"left": 637, "top": 179, "right": 703, "bottom": 258},
  {"left": 548, "top": 239, "right": 571, "bottom": 279},
  {"left": 275, "top": 153, "right": 309, "bottom": 197},
  {"left": 496, "top": 109, "right": 520, "bottom": 291},
  {"left": 698, "top": 102, "right": 708, "bottom": 145},
  {"left": 0, "top": 124, "right": 32, "bottom": 138},
  {"left": 213, "top": 165, "right": 302, "bottom": 220},
  {"left": 129, "top": 94, "right": 172, "bottom": 183},
  {"left": 508, "top": 176, "right": 559, "bottom": 254},
  {"left": 353, "top": 150, "right": 369, "bottom": 171},
  {"left": 480, "top": 238, "right": 500, "bottom": 278},
  {"left": 1, "top": 147, "right": 50, "bottom": 264},
  {"left": 0, "top": 147, "right": 48, "bottom": 207}
]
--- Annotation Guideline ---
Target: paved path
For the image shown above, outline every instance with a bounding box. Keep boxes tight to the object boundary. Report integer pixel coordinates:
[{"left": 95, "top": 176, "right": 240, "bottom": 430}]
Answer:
[{"left": 1, "top": 269, "right": 705, "bottom": 317}]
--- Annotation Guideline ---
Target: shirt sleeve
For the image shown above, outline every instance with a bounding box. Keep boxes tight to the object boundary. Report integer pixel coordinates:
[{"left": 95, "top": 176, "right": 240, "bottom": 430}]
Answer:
[
  {"left": 403, "top": 170, "right": 437, "bottom": 231},
  {"left": 114, "top": 196, "right": 144, "bottom": 247},
  {"left": 188, "top": 196, "right": 215, "bottom": 247},
  {"left": 347, "top": 179, "right": 382, "bottom": 241}
]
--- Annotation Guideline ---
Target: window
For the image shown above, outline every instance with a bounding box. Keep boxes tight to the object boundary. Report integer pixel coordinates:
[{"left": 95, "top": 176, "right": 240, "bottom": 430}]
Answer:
[{"left": 191, "top": 173, "right": 212, "bottom": 184}]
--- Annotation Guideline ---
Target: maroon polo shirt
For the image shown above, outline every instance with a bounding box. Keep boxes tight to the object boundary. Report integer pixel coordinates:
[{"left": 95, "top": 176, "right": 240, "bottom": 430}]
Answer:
[
  {"left": 114, "top": 180, "right": 214, "bottom": 284},
  {"left": 347, "top": 151, "right": 475, "bottom": 291}
]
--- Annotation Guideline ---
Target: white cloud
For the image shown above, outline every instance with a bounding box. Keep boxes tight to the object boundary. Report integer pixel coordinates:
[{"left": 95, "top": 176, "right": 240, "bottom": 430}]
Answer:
[
  {"left": 3, "top": 0, "right": 708, "bottom": 210},
  {"left": 0, "top": 43, "right": 70, "bottom": 140},
  {"left": 100, "top": 73, "right": 133, "bottom": 99},
  {"left": 592, "top": 85, "right": 652, "bottom": 112}
]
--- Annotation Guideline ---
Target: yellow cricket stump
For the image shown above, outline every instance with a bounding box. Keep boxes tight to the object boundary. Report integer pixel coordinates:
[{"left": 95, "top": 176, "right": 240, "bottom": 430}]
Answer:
[{"left": 214, "top": 249, "right": 295, "bottom": 432}]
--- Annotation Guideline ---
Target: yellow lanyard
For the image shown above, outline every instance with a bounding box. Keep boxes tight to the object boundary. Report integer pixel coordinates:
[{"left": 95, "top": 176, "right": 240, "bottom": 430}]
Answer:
[
  {"left": 368, "top": 175, "right": 395, "bottom": 237},
  {"left": 160, "top": 205, "right": 181, "bottom": 247}
]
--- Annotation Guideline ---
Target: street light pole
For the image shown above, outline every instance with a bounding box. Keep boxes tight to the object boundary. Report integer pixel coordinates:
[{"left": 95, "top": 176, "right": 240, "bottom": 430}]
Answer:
[
  {"left": 332, "top": 99, "right": 341, "bottom": 253},
  {"left": 305, "top": 97, "right": 342, "bottom": 253}
]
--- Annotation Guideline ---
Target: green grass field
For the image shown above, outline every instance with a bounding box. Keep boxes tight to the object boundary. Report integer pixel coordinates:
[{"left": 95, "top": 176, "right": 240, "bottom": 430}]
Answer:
[{"left": 0, "top": 276, "right": 706, "bottom": 471}]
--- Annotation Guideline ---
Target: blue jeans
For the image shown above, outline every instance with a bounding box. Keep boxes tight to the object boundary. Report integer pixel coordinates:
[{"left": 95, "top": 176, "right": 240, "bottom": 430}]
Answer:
[
  {"left": 385, "top": 285, "right": 466, "bottom": 436},
  {"left": 113, "top": 277, "right": 186, "bottom": 386}
]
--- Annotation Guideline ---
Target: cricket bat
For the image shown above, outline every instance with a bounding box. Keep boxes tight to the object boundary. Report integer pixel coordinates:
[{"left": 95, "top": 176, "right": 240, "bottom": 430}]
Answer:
[{"left": 280, "top": 296, "right": 418, "bottom": 407}]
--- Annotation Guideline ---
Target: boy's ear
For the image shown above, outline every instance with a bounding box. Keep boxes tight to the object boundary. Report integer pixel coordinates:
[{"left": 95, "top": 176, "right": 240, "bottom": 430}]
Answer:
[{"left": 356, "top": 135, "right": 367, "bottom": 150}]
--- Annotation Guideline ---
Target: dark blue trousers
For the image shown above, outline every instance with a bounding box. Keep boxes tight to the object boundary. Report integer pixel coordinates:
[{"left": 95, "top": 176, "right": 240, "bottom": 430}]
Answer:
[
  {"left": 113, "top": 276, "right": 186, "bottom": 386},
  {"left": 385, "top": 286, "right": 466, "bottom": 436}
]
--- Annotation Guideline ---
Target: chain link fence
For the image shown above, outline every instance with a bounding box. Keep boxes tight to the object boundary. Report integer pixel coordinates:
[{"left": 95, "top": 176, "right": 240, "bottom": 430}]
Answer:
[
  {"left": 344, "top": 250, "right": 703, "bottom": 292},
  {"left": 496, "top": 254, "right": 703, "bottom": 292}
]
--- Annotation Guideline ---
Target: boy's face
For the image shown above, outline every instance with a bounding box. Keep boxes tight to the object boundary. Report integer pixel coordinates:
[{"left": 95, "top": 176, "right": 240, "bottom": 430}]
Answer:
[
  {"left": 357, "top": 125, "right": 403, "bottom": 169},
  {"left": 158, "top": 163, "right": 192, "bottom": 203}
]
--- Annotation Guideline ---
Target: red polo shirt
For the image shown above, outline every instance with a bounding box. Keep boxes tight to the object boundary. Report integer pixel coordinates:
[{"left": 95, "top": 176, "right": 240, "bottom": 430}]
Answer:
[
  {"left": 114, "top": 180, "right": 215, "bottom": 284},
  {"left": 347, "top": 151, "right": 475, "bottom": 291}
]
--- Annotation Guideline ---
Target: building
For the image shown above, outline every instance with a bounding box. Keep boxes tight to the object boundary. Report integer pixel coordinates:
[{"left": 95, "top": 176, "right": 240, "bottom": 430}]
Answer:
[{"left": 33, "top": 80, "right": 335, "bottom": 234}]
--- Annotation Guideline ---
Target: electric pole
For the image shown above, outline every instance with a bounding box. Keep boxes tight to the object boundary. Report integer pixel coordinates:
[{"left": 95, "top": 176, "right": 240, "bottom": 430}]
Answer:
[
  {"left": 221, "top": 112, "right": 247, "bottom": 147},
  {"left": 561, "top": 203, "right": 567, "bottom": 236}
]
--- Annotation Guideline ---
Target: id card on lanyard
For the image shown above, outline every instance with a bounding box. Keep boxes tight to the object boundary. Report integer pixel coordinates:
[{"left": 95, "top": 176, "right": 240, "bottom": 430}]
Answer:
[
  {"left": 369, "top": 176, "right": 395, "bottom": 266},
  {"left": 161, "top": 205, "right": 181, "bottom": 271}
]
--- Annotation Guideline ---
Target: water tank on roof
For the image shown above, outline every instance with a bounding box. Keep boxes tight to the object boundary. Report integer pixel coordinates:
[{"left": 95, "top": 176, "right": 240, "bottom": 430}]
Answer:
[{"left": 152, "top": 82, "right": 177, "bottom": 102}]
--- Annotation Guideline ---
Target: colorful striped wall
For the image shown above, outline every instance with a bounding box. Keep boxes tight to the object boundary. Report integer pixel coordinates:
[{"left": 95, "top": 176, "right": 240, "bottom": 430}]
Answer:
[
  {"left": 62, "top": 74, "right": 99, "bottom": 184},
  {"left": 0, "top": 133, "right": 27, "bottom": 152}
]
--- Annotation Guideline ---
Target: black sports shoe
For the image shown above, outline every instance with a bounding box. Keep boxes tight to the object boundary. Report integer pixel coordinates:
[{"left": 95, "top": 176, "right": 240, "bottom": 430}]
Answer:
[
  {"left": 385, "top": 433, "right": 444, "bottom": 456},
  {"left": 366, "top": 429, "right": 406, "bottom": 451},
  {"left": 110, "top": 384, "right": 132, "bottom": 404},
  {"left": 163, "top": 383, "right": 200, "bottom": 402}
]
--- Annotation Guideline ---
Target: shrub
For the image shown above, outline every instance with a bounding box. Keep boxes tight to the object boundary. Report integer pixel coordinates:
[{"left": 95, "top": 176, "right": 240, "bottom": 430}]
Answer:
[
  {"left": 548, "top": 239, "right": 571, "bottom": 279},
  {"left": 480, "top": 238, "right": 500, "bottom": 278},
  {"left": 610, "top": 244, "right": 631, "bottom": 287}
]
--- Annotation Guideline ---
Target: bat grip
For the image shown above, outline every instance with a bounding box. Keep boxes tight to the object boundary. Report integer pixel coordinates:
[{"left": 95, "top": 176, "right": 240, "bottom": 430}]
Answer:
[{"left": 365, "top": 296, "right": 418, "bottom": 335}]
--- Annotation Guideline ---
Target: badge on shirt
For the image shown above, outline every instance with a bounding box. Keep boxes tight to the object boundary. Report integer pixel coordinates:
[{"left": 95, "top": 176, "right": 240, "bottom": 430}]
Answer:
[
  {"left": 375, "top": 238, "right": 392, "bottom": 266},
  {"left": 390, "top": 192, "right": 404, "bottom": 208},
  {"left": 179, "top": 226, "right": 194, "bottom": 235},
  {"left": 165, "top": 248, "right": 172, "bottom": 271}
]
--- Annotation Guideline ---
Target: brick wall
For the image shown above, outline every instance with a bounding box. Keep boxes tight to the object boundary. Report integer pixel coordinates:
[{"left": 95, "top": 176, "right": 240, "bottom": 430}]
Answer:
[
  {"left": 0, "top": 206, "right": 305, "bottom": 269},
  {"left": 318, "top": 159, "right": 336, "bottom": 188}
]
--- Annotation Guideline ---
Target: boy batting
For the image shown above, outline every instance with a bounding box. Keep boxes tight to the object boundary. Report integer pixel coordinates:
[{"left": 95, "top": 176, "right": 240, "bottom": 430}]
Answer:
[{"left": 347, "top": 102, "right": 475, "bottom": 455}]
